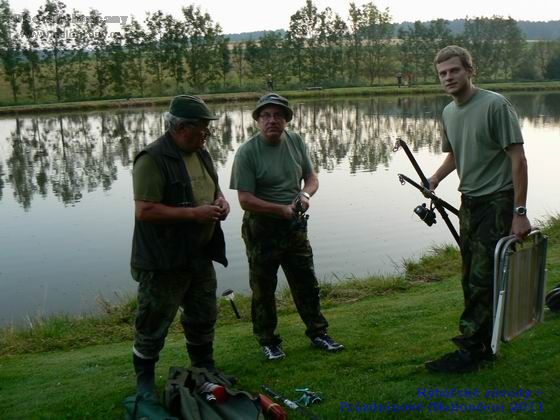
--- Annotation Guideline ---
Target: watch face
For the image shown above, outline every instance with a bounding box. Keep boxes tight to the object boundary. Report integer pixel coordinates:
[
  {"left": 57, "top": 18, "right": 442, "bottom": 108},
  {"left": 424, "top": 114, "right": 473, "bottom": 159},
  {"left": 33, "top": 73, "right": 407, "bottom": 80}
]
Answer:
[{"left": 515, "top": 206, "right": 527, "bottom": 215}]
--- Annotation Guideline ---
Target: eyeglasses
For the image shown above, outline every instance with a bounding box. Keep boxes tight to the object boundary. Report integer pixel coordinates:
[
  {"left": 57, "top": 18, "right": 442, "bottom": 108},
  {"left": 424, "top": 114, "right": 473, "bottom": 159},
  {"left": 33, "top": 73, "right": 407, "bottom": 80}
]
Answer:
[
  {"left": 259, "top": 112, "right": 285, "bottom": 121},
  {"left": 186, "top": 122, "right": 213, "bottom": 137}
]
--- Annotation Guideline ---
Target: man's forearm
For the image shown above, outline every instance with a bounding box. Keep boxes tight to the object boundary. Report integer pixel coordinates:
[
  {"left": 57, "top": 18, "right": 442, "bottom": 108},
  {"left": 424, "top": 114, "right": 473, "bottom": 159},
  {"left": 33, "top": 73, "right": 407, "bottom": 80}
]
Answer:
[
  {"left": 429, "top": 152, "right": 456, "bottom": 189},
  {"left": 510, "top": 148, "right": 528, "bottom": 207},
  {"left": 301, "top": 172, "right": 319, "bottom": 197},
  {"left": 238, "top": 191, "right": 290, "bottom": 218},
  {"left": 135, "top": 201, "right": 198, "bottom": 222}
]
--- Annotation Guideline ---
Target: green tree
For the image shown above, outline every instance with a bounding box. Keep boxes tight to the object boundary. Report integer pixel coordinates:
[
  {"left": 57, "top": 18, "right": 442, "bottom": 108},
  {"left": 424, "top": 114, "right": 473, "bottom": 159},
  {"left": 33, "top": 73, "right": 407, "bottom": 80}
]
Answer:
[
  {"left": 462, "top": 17, "right": 501, "bottom": 79},
  {"left": 533, "top": 41, "right": 556, "bottom": 79},
  {"left": 107, "top": 32, "right": 128, "bottom": 97},
  {"left": 161, "top": 14, "right": 186, "bottom": 93},
  {"left": 124, "top": 17, "right": 148, "bottom": 96},
  {"left": 359, "top": 2, "right": 393, "bottom": 85},
  {"left": 217, "top": 36, "right": 231, "bottom": 88},
  {"left": 513, "top": 47, "right": 539, "bottom": 80},
  {"left": 545, "top": 53, "right": 560, "bottom": 79},
  {"left": 34, "top": 0, "right": 72, "bottom": 101},
  {"left": 463, "top": 16, "right": 524, "bottom": 81},
  {"left": 245, "top": 31, "right": 288, "bottom": 88},
  {"left": 144, "top": 11, "right": 167, "bottom": 95},
  {"left": 317, "top": 8, "right": 347, "bottom": 85},
  {"left": 182, "top": 5, "right": 224, "bottom": 91},
  {"left": 66, "top": 10, "right": 89, "bottom": 100},
  {"left": 287, "top": 0, "right": 322, "bottom": 86},
  {"left": 20, "top": 9, "right": 42, "bottom": 102},
  {"left": 347, "top": 3, "right": 363, "bottom": 84},
  {"left": 0, "top": 0, "right": 21, "bottom": 102},
  {"left": 397, "top": 22, "right": 426, "bottom": 84},
  {"left": 231, "top": 42, "right": 245, "bottom": 87},
  {"left": 88, "top": 9, "right": 110, "bottom": 98},
  {"left": 498, "top": 17, "right": 525, "bottom": 80}
]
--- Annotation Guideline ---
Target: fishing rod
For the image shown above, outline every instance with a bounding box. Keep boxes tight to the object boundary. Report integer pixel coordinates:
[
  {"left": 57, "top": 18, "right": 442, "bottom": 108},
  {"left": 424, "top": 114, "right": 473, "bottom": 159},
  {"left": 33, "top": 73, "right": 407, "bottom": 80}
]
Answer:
[
  {"left": 397, "top": 173, "right": 459, "bottom": 217},
  {"left": 393, "top": 138, "right": 461, "bottom": 247},
  {"left": 262, "top": 385, "right": 319, "bottom": 420}
]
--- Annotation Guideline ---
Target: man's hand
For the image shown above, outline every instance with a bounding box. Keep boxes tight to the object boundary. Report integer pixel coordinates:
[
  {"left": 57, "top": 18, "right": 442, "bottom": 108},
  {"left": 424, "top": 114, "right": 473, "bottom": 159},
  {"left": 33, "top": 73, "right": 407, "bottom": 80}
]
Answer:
[
  {"left": 512, "top": 215, "right": 531, "bottom": 241},
  {"left": 423, "top": 176, "right": 439, "bottom": 198},
  {"left": 193, "top": 204, "right": 224, "bottom": 222},
  {"left": 214, "top": 196, "right": 230, "bottom": 221},
  {"left": 426, "top": 176, "right": 439, "bottom": 192},
  {"left": 279, "top": 204, "right": 294, "bottom": 220},
  {"left": 292, "top": 194, "right": 310, "bottom": 212}
]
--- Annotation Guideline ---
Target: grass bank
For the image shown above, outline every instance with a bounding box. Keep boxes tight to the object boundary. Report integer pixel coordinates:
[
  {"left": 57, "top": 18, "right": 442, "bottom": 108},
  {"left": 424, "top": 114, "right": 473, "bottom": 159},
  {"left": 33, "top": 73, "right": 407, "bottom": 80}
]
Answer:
[
  {"left": 0, "top": 215, "right": 559, "bottom": 419},
  {"left": 1, "top": 81, "right": 560, "bottom": 116}
]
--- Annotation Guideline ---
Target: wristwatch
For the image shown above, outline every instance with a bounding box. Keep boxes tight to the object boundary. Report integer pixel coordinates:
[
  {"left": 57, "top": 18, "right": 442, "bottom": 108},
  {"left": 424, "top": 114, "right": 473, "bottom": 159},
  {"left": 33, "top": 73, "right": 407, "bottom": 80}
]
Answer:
[
  {"left": 514, "top": 206, "right": 527, "bottom": 216},
  {"left": 300, "top": 191, "right": 311, "bottom": 200}
]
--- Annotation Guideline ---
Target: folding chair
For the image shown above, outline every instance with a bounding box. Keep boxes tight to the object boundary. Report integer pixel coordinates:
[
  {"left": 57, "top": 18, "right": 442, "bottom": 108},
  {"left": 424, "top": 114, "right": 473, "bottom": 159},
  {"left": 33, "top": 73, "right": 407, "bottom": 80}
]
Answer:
[{"left": 491, "top": 229, "right": 548, "bottom": 354}]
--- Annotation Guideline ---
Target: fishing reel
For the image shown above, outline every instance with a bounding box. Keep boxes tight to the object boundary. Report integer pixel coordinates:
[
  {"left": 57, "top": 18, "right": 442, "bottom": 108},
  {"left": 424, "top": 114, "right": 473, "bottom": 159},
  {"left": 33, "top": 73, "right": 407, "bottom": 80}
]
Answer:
[
  {"left": 414, "top": 202, "right": 437, "bottom": 226},
  {"left": 292, "top": 194, "right": 309, "bottom": 231}
]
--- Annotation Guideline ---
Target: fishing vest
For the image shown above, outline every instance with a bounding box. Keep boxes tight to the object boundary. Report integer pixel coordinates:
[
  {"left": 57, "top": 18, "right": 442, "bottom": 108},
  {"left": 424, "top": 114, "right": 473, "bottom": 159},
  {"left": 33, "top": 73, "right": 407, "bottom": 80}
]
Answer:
[{"left": 130, "top": 132, "right": 227, "bottom": 271}]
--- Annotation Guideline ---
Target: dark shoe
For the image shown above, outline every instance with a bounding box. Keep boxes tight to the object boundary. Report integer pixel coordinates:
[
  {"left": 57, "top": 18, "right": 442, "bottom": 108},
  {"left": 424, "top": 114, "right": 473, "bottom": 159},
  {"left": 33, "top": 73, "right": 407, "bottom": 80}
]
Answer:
[
  {"left": 425, "top": 349, "right": 483, "bottom": 373},
  {"left": 262, "top": 344, "right": 285, "bottom": 360},
  {"left": 476, "top": 350, "right": 497, "bottom": 362},
  {"left": 311, "top": 334, "right": 344, "bottom": 352},
  {"left": 451, "top": 335, "right": 496, "bottom": 362}
]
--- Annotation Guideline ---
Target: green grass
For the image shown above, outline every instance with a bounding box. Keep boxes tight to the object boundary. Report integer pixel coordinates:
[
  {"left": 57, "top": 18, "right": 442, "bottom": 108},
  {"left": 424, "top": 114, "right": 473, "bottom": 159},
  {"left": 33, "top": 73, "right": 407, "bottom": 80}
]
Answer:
[{"left": 1, "top": 217, "right": 559, "bottom": 419}]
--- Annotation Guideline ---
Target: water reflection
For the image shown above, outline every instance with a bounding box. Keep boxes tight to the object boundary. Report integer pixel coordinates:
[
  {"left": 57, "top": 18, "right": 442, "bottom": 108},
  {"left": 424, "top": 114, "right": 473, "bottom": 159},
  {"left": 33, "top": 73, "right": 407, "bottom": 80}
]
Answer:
[
  {"left": 3, "top": 97, "right": 445, "bottom": 209},
  {"left": 1, "top": 93, "right": 559, "bottom": 325}
]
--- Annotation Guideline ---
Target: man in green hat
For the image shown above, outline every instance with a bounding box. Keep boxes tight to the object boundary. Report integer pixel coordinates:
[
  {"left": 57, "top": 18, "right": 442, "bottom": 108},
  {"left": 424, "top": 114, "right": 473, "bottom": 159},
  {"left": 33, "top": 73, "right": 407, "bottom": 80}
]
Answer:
[
  {"left": 230, "top": 93, "right": 344, "bottom": 361},
  {"left": 130, "top": 95, "right": 230, "bottom": 397}
]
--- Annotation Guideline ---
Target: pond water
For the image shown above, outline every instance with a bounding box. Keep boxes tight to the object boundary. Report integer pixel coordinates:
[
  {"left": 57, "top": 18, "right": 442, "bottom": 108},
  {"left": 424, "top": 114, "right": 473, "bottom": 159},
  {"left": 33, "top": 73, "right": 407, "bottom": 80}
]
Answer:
[{"left": 1, "top": 93, "right": 559, "bottom": 326}]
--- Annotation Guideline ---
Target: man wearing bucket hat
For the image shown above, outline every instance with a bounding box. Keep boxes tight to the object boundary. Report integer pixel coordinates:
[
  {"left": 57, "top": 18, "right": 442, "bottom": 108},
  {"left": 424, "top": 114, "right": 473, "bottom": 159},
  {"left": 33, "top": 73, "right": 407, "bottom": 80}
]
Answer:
[
  {"left": 230, "top": 93, "right": 344, "bottom": 361},
  {"left": 130, "top": 95, "right": 230, "bottom": 397}
]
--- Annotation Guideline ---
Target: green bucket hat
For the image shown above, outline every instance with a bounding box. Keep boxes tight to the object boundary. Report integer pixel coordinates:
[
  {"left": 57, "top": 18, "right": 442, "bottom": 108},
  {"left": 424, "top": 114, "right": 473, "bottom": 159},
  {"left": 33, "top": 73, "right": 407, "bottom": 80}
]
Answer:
[
  {"left": 252, "top": 93, "right": 293, "bottom": 122},
  {"left": 169, "top": 95, "right": 218, "bottom": 121}
]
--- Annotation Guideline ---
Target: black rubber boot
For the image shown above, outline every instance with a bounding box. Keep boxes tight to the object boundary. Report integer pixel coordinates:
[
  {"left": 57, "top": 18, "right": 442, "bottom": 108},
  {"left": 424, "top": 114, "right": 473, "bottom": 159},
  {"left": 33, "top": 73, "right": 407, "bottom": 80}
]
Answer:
[
  {"left": 187, "top": 342, "right": 215, "bottom": 369},
  {"left": 133, "top": 354, "right": 158, "bottom": 396}
]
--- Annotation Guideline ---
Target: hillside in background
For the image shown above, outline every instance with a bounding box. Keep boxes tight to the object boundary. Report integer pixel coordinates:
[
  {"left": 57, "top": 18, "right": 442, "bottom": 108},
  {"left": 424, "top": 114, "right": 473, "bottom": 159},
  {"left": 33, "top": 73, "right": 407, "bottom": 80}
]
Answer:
[{"left": 226, "top": 20, "right": 560, "bottom": 41}]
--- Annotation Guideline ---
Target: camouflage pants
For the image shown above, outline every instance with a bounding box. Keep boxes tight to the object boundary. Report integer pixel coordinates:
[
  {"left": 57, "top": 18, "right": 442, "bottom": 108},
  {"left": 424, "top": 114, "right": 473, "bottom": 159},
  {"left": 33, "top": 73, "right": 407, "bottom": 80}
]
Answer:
[
  {"left": 131, "top": 258, "right": 217, "bottom": 359},
  {"left": 456, "top": 190, "right": 513, "bottom": 352},
  {"left": 242, "top": 213, "right": 328, "bottom": 346}
]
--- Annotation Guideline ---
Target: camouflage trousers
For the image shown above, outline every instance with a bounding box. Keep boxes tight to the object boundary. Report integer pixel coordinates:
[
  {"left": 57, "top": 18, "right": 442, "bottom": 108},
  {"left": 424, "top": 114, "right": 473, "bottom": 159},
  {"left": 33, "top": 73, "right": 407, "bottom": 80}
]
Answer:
[
  {"left": 131, "top": 258, "right": 217, "bottom": 359},
  {"left": 242, "top": 213, "right": 328, "bottom": 346},
  {"left": 456, "top": 190, "right": 513, "bottom": 353}
]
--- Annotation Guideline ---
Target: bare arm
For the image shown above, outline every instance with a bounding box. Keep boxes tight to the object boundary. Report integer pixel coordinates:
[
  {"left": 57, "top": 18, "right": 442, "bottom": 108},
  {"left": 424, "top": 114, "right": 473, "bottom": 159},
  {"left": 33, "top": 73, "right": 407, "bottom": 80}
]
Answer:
[
  {"left": 135, "top": 200, "right": 224, "bottom": 223},
  {"left": 237, "top": 191, "right": 293, "bottom": 219},
  {"left": 506, "top": 143, "right": 531, "bottom": 240},
  {"left": 427, "top": 152, "right": 456, "bottom": 191},
  {"left": 297, "top": 170, "right": 319, "bottom": 211}
]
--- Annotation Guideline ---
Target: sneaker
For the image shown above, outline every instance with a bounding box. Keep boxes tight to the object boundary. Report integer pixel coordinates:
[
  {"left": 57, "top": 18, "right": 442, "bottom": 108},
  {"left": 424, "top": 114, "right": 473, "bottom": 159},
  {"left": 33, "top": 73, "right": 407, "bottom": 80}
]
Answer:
[
  {"left": 425, "top": 349, "right": 483, "bottom": 373},
  {"left": 311, "top": 334, "right": 344, "bottom": 352},
  {"left": 262, "top": 344, "right": 285, "bottom": 360}
]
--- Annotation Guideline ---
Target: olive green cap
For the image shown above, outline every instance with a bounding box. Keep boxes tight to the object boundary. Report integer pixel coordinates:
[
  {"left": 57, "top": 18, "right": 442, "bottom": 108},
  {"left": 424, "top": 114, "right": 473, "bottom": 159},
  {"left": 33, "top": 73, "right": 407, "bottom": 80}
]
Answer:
[
  {"left": 169, "top": 95, "right": 218, "bottom": 121},
  {"left": 252, "top": 93, "right": 293, "bottom": 122}
]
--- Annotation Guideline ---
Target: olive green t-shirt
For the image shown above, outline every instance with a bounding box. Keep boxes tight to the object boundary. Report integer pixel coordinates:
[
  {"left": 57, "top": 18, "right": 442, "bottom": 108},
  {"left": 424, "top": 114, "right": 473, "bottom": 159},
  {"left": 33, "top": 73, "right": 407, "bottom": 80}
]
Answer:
[
  {"left": 229, "top": 130, "right": 313, "bottom": 204},
  {"left": 133, "top": 152, "right": 217, "bottom": 246},
  {"left": 441, "top": 89, "right": 524, "bottom": 197}
]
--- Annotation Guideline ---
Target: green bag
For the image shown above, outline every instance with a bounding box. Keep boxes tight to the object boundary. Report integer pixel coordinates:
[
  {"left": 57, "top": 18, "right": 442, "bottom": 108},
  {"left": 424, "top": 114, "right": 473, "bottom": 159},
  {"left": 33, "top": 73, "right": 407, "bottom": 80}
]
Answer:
[
  {"left": 123, "top": 392, "right": 178, "bottom": 420},
  {"left": 163, "top": 366, "right": 265, "bottom": 420}
]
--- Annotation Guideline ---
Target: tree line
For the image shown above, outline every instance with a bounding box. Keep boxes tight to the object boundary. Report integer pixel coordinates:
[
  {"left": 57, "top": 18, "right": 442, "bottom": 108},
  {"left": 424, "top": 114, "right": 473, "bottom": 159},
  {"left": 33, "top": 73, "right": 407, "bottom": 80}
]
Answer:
[{"left": 1, "top": 0, "right": 560, "bottom": 104}]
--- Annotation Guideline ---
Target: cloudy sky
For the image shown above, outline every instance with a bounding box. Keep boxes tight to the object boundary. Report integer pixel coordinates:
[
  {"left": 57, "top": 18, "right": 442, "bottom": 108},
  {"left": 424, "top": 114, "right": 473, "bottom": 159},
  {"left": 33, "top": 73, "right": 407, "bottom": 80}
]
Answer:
[{"left": 13, "top": 0, "right": 559, "bottom": 34}]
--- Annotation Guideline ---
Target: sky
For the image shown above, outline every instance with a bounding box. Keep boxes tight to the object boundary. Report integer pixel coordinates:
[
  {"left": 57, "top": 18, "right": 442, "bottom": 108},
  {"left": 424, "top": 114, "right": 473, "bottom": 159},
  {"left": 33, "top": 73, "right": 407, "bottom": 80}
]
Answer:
[{"left": 13, "top": 0, "right": 560, "bottom": 34}]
